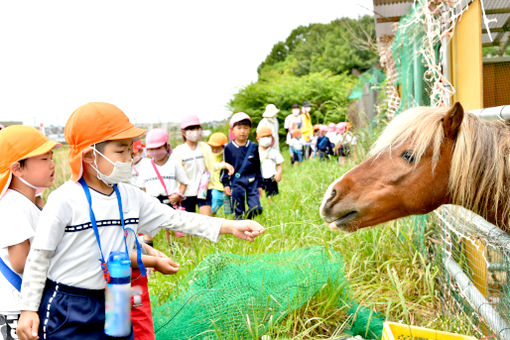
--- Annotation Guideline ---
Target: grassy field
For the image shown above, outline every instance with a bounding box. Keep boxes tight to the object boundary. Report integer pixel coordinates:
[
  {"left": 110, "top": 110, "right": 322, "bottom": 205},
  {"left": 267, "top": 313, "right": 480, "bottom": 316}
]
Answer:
[{"left": 46, "top": 139, "right": 476, "bottom": 338}]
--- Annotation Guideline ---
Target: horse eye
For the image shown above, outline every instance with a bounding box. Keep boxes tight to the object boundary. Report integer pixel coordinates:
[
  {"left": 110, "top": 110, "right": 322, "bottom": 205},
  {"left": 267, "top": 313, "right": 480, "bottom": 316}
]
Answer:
[{"left": 401, "top": 150, "right": 415, "bottom": 163}]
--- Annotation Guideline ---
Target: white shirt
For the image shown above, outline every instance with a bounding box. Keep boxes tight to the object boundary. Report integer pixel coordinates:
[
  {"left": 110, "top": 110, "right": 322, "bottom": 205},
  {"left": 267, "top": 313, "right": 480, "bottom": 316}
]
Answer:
[
  {"left": 289, "top": 137, "right": 305, "bottom": 151},
  {"left": 31, "top": 181, "right": 223, "bottom": 290},
  {"left": 0, "top": 190, "right": 40, "bottom": 314},
  {"left": 259, "top": 147, "right": 284, "bottom": 179},
  {"left": 130, "top": 159, "right": 143, "bottom": 188},
  {"left": 172, "top": 143, "right": 206, "bottom": 197},
  {"left": 136, "top": 157, "right": 189, "bottom": 197}
]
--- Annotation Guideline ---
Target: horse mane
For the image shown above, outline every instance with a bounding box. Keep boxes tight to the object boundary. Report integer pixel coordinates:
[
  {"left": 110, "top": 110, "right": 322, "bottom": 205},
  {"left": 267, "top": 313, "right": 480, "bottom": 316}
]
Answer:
[{"left": 370, "top": 106, "right": 510, "bottom": 229}]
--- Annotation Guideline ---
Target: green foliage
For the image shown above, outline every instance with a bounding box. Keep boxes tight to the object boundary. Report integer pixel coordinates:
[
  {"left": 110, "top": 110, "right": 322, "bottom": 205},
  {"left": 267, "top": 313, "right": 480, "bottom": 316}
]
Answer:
[
  {"left": 229, "top": 70, "right": 356, "bottom": 139},
  {"left": 258, "top": 16, "right": 378, "bottom": 77},
  {"left": 231, "top": 15, "right": 378, "bottom": 136}
]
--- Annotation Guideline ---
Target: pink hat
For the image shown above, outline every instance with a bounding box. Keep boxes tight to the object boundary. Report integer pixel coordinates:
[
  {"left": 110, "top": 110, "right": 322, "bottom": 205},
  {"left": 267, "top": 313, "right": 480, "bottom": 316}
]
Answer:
[
  {"left": 336, "top": 122, "right": 347, "bottom": 134},
  {"left": 180, "top": 115, "right": 201, "bottom": 130},
  {"left": 229, "top": 112, "right": 252, "bottom": 128},
  {"left": 146, "top": 128, "right": 169, "bottom": 149},
  {"left": 328, "top": 123, "right": 336, "bottom": 132},
  {"left": 319, "top": 125, "right": 328, "bottom": 132}
]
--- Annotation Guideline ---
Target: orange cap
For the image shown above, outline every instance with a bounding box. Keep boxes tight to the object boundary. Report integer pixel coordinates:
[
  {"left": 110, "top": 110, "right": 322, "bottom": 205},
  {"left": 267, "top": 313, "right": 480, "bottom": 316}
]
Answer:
[
  {"left": 256, "top": 126, "right": 273, "bottom": 139},
  {"left": 0, "top": 125, "right": 61, "bottom": 197},
  {"left": 207, "top": 132, "right": 228, "bottom": 147},
  {"left": 64, "top": 102, "right": 146, "bottom": 181}
]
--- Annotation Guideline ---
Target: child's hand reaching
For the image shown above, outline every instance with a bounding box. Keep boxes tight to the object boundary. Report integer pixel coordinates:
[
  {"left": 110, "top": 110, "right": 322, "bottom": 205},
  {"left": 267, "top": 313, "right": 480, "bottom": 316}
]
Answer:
[
  {"left": 220, "top": 220, "right": 265, "bottom": 242},
  {"left": 223, "top": 162, "right": 235, "bottom": 176},
  {"left": 154, "top": 257, "right": 180, "bottom": 275}
]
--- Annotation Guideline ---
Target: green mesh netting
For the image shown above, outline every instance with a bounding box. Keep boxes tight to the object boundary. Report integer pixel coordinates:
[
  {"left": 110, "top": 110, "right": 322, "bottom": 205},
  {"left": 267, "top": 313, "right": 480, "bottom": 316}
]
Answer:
[
  {"left": 152, "top": 246, "right": 384, "bottom": 339},
  {"left": 349, "top": 67, "right": 386, "bottom": 100},
  {"left": 392, "top": 0, "right": 434, "bottom": 113}
]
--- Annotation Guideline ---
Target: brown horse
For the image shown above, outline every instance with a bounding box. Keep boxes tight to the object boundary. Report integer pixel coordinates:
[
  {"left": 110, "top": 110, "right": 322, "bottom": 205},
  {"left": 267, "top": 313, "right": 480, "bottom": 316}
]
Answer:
[{"left": 320, "top": 102, "right": 510, "bottom": 233}]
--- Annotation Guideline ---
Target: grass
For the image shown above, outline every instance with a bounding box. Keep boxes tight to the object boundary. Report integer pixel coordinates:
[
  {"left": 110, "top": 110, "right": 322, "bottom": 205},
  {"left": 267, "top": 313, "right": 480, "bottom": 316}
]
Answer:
[{"left": 45, "top": 141, "right": 476, "bottom": 338}]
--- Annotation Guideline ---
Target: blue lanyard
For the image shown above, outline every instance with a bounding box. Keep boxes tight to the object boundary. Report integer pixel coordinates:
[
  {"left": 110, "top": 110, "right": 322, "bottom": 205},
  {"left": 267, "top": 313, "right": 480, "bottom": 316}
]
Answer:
[{"left": 79, "top": 178, "right": 146, "bottom": 282}]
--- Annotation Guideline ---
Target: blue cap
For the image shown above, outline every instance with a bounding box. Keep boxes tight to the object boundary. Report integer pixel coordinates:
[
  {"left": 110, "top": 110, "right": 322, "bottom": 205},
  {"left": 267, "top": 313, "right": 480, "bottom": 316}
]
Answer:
[{"left": 107, "top": 252, "right": 131, "bottom": 278}]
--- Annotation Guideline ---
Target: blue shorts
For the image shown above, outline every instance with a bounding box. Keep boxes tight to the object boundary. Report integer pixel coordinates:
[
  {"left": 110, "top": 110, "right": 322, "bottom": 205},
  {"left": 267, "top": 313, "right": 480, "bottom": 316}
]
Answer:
[
  {"left": 181, "top": 190, "right": 212, "bottom": 212},
  {"left": 291, "top": 149, "right": 303, "bottom": 163},
  {"left": 38, "top": 279, "right": 134, "bottom": 340},
  {"left": 211, "top": 189, "right": 224, "bottom": 214}
]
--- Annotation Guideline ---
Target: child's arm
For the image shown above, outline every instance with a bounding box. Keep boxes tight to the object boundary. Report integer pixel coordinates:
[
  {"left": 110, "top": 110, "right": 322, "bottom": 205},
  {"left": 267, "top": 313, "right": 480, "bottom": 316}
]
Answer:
[
  {"left": 18, "top": 248, "right": 54, "bottom": 340},
  {"left": 274, "top": 164, "right": 283, "bottom": 182},
  {"left": 8, "top": 239, "right": 30, "bottom": 273},
  {"left": 129, "top": 252, "right": 180, "bottom": 275}
]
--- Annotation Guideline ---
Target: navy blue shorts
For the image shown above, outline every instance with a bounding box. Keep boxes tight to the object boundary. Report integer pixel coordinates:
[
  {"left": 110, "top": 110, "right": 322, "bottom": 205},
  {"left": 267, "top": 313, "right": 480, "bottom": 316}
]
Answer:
[
  {"left": 38, "top": 280, "right": 134, "bottom": 340},
  {"left": 261, "top": 177, "right": 279, "bottom": 197},
  {"left": 180, "top": 190, "right": 212, "bottom": 212}
]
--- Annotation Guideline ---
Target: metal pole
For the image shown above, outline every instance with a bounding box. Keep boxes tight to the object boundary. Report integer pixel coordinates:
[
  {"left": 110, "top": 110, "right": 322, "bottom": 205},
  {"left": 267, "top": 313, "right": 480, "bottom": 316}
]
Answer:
[
  {"left": 443, "top": 256, "right": 510, "bottom": 339},
  {"left": 471, "top": 105, "right": 510, "bottom": 121}
]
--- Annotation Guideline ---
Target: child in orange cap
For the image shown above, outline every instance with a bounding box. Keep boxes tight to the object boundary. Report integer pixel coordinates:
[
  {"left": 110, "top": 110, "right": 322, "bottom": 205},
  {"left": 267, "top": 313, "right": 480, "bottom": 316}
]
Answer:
[
  {"left": 0, "top": 126, "right": 60, "bottom": 340},
  {"left": 207, "top": 132, "right": 234, "bottom": 216},
  {"left": 257, "top": 126, "right": 283, "bottom": 197},
  {"left": 289, "top": 129, "right": 305, "bottom": 166},
  {"left": 17, "top": 103, "right": 265, "bottom": 340}
]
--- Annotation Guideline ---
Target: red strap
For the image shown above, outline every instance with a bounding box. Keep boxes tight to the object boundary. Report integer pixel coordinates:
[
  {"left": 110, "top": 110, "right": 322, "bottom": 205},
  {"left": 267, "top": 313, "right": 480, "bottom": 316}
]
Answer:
[{"left": 151, "top": 159, "right": 171, "bottom": 200}]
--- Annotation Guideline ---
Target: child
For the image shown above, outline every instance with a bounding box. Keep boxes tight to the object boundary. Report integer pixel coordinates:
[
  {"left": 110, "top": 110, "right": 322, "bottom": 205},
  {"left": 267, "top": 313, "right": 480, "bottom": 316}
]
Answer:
[
  {"left": 16, "top": 102, "right": 265, "bottom": 340},
  {"left": 137, "top": 128, "right": 189, "bottom": 244},
  {"left": 0, "top": 126, "right": 60, "bottom": 340},
  {"left": 289, "top": 129, "right": 305, "bottom": 165},
  {"left": 207, "top": 132, "right": 234, "bottom": 216},
  {"left": 310, "top": 124, "right": 320, "bottom": 159},
  {"left": 130, "top": 139, "right": 145, "bottom": 188},
  {"left": 221, "top": 112, "right": 263, "bottom": 220},
  {"left": 172, "top": 115, "right": 212, "bottom": 215},
  {"left": 256, "top": 127, "right": 283, "bottom": 197},
  {"left": 317, "top": 125, "right": 334, "bottom": 160}
]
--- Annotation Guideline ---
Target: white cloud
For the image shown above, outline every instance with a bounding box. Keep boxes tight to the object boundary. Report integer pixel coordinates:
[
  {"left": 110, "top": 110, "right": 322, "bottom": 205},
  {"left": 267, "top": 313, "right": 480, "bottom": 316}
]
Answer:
[{"left": 0, "top": 0, "right": 373, "bottom": 126}]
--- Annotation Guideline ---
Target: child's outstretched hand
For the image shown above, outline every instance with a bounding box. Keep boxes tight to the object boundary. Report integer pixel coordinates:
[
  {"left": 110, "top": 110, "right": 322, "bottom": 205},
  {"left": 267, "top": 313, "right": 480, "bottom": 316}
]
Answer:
[
  {"left": 154, "top": 257, "right": 180, "bottom": 275},
  {"left": 220, "top": 220, "right": 265, "bottom": 242}
]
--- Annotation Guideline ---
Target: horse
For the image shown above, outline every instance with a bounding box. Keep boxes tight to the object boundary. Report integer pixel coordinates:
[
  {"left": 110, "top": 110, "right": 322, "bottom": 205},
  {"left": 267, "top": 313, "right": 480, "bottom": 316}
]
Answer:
[{"left": 320, "top": 102, "right": 510, "bottom": 233}]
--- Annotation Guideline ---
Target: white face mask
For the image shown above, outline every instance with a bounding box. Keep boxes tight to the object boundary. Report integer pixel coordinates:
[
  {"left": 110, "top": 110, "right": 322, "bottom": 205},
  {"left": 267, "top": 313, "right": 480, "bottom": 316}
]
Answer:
[
  {"left": 91, "top": 146, "right": 133, "bottom": 186},
  {"left": 259, "top": 137, "right": 272, "bottom": 147},
  {"left": 292, "top": 109, "right": 300, "bottom": 116},
  {"left": 186, "top": 130, "right": 202, "bottom": 142}
]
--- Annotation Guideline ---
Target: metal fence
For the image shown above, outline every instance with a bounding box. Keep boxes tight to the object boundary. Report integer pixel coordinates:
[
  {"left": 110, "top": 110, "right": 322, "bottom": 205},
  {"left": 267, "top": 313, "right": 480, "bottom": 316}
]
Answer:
[{"left": 433, "top": 105, "right": 510, "bottom": 339}]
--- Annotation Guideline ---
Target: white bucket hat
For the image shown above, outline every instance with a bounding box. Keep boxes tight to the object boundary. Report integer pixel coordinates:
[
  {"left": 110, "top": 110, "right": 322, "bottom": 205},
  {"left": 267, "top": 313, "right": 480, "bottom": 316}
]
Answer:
[{"left": 262, "top": 104, "right": 280, "bottom": 118}]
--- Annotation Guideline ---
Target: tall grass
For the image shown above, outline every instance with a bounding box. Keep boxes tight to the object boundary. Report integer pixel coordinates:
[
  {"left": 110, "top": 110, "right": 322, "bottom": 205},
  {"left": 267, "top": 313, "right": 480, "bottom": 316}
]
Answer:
[
  {"left": 146, "top": 151, "right": 475, "bottom": 338},
  {"left": 45, "top": 138, "right": 475, "bottom": 338}
]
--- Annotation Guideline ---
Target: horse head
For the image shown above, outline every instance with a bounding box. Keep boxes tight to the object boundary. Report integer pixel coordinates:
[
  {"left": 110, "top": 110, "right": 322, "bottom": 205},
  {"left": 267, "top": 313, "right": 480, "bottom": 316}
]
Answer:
[{"left": 320, "top": 103, "right": 465, "bottom": 232}]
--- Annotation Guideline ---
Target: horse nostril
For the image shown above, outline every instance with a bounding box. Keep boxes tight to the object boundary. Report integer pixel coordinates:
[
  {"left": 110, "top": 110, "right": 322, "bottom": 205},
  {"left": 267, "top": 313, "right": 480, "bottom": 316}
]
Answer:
[{"left": 330, "top": 190, "right": 337, "bottom": 200}]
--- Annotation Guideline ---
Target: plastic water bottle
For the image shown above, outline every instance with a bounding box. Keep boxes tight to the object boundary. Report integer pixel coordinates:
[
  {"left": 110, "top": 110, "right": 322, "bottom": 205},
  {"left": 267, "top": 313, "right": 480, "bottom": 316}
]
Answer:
[
  {"left": 197, "top": 171, "right": 210, "bottom": 200},
  {"left": 105, "top": 251, "right": 132, "bottom": 337},
  {"left": 223, "top": 192, "right": 232, "bottom": 215}
]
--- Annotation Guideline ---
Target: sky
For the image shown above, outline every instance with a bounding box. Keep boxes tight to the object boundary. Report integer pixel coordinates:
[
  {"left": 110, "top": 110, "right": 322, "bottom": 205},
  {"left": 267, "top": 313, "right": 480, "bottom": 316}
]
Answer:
[{"left": 0, "top": 0, "right": 374, "bottom": 127}]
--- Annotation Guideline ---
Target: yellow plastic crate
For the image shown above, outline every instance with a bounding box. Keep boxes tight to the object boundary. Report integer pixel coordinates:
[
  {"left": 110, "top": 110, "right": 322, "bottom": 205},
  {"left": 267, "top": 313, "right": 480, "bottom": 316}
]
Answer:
[{"left": 382, "top": 321, "right": 477, "bottom": 340}]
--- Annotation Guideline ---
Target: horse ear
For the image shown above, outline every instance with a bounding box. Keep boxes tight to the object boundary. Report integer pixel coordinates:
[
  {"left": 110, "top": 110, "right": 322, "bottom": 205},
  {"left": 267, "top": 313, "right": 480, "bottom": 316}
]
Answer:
[{"left": 443, "top": 102, "right": 464, "bottom": 139}]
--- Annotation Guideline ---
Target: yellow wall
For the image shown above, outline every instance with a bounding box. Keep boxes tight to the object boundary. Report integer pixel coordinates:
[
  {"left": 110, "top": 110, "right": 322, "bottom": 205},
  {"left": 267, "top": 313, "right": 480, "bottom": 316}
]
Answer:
[{"left": 450, "top": 0, "right": 483, "bottom": 110}]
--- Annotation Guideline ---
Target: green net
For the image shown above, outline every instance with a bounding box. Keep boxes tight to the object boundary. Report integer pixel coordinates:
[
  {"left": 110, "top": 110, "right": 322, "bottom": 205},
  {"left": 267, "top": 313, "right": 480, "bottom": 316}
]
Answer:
[
  {"left": 392, "top": 1, "right": 431, "bottom": 113},
  {"left": 152, "top": 246, "right": 384, "bottom": 339},
  {"left": 348, "top": 67, "right": 386, "bottom": 100}
]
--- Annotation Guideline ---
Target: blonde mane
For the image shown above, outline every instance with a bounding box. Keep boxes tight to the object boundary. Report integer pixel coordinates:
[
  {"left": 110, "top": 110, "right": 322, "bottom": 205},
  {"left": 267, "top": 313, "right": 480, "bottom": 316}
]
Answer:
[{"left": 370, "top": 106, "right": 510, "bottom": 230}]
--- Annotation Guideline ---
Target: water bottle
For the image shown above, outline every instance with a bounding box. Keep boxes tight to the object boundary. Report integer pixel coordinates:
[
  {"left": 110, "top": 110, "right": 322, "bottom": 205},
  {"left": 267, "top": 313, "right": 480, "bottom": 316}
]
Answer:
[
  {"left": 223, "top": 191, "right": 232, "bottom": 215},
  {"left": 197, "top": 171, "right": 210, "bottom": 200},
  {"left": 105, "top": 251, "right": 132, "bottom": 337}
]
